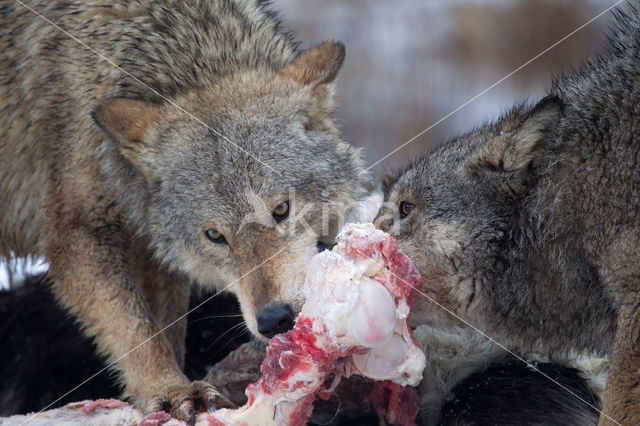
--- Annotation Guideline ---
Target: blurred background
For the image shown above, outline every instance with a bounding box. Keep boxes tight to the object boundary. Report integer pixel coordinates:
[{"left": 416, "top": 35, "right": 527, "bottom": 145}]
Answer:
[
  {"left": 274, "top": 0, "right": 614, "bottom": 176},
  {"left": 0, "top": 0, "right": 618, "bottom": 286}
]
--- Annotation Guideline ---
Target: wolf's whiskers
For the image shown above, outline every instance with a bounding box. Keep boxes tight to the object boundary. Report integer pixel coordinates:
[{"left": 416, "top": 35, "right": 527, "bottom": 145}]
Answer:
[
  {"left": 210, "top": 322, "right": 251, "bottom": 359},
  {"left": 189, "top": 314, "right": 243, "bottom": 325},
  {"left": 206, "top": 321, "right": 248, "bottom": 352}
]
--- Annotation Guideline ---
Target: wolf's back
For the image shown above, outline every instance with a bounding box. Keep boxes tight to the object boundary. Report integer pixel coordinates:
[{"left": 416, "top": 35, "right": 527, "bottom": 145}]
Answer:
[
  {"left": 552, "top": 2, "right": 640, "bottom": 108},
  {"left": 0, "top": 0, "right": 298, "bottom": 100}
]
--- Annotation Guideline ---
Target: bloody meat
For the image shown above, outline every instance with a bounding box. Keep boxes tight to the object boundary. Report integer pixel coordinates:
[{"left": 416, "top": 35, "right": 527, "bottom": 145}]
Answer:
[{"left": 206, "top": 223, "right": 425, "bottom": 426}]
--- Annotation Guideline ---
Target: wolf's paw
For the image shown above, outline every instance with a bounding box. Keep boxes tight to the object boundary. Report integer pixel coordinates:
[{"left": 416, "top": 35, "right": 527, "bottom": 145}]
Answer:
[{"left": 148, "top": 380, "right": 236, "bottom": 424}]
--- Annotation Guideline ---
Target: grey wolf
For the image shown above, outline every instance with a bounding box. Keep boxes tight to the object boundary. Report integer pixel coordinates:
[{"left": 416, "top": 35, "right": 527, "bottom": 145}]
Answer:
[
  {"left": 377, "top": 5, "right": 640, "bottom": 424},
  {"left": 0, "top": 0, "right": 366, "bottom": 419}
]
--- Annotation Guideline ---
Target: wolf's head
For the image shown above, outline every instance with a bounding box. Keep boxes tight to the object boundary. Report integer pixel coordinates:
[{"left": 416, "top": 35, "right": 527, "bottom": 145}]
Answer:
[
  {"left": 375, "top": 97, "right": 561, "bottom": 328},
  {"left": 93, "top": 42, "right": 368, "bottom": 339}
]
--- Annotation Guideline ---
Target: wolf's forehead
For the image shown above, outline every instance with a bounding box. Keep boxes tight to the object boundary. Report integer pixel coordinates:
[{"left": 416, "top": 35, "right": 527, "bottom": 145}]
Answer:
[
  {"left": 394, "top": 158, "right": 462, "bottom": 202},
  {"left": 209, "top": 172, "right": 320, "bottom": 206},
  {"left": 401, "top": 140, "right": 472, "bottom": 183},
  {"left": 170, "top": 142, "right": 328, "bottom": 200}
]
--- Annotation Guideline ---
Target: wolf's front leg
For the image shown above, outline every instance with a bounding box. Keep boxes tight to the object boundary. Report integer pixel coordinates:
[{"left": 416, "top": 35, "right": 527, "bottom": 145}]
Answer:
[
  {"left": 599, "top": 302, "right": 640, "bottom": 425},
  {"left": 47, "top": 227, "right": 232, "bottom": 422},
  {"left": 128, "top": 242, "right": 192, "bottom": 370}
]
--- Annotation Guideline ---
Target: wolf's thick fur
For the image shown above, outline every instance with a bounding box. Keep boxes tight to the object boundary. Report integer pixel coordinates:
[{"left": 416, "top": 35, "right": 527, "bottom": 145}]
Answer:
[
  {"left": 378, "top": 6, "right": 640, "bottom": 425},
  {"left": 0, "top": 0, "right": 365, "bottom": 418}
]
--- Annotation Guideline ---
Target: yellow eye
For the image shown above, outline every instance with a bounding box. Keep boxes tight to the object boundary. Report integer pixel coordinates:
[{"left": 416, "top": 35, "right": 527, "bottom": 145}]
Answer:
[
  {"left": 205, "top": 228, "right": 226, "bottom": 244},
  {"left": 399, "top": 201, "right": 415, "bottom": 219},
  {"left": 273, "top": 200, "right": 290, "bottom": 222}
]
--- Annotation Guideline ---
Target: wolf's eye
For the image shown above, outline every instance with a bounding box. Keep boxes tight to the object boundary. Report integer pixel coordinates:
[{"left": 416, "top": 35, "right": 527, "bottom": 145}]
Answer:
[
  {"left": 399, "top": 201, "right": 415, "bottom": 219},
  {"left": 273, "top": 201, "right": 290, "bottom": 223},
  {"left": 205, "top": 228, "right": 226, "bottom": 244}
]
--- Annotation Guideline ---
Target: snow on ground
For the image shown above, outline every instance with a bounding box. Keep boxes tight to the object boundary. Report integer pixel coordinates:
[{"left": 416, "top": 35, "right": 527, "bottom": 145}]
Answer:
[{"left": 0, "top": 257, "right": 49, "bottom": 289}]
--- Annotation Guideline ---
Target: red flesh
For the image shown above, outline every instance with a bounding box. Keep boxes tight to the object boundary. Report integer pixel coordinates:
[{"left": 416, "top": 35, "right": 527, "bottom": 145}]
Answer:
[
  {"left": 368, "top": 381, "right": 421, "bottom": 426},
  {"left": 211, "top": 227, "right": 423, "bottom": 425},
  {"left": 80, "top": 399, "right": 129, "bottom": 414},
  {"left": 139, "top": 411, "right": 174, "bottom": 426}
]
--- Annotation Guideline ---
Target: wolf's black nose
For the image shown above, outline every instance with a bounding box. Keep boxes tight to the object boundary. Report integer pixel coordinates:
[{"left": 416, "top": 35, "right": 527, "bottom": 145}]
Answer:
[{"left": 257, "top": 302, "right": 295, "bottom": 338}]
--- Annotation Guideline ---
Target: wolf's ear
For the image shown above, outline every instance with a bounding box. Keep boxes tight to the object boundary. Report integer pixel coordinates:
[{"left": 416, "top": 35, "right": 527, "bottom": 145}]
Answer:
[
  {"left": 280, "top": 41, "right": 345, "bottom": 86},
  {"left": 280, "top": 41, "right": 346, "bottom": 132},
  {"left": 92, "top": 98, "right": 162, "bottom": 167},
  {"left": 467, "top": 96, "right": 561, "bottom": 197}
]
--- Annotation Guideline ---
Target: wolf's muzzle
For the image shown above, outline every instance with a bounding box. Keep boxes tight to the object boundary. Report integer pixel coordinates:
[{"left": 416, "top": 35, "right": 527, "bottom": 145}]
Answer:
[{"left": 256, "top": 302, "right": 295, "bottom": 338}]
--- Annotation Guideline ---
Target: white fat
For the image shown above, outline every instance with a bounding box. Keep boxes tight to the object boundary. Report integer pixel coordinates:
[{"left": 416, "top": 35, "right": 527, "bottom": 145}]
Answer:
[
  {"left": 301, "top": 252, "right": 363, "bottom": 338},
  {"left": 351, "top": 326, "right": 425, "bottom": 387},
  {"left": 353, "top": 334, "right": 409, "bottom": 379},
  {"left": 305, "top": 223, "right": 425, "bottom": 385},
  {"left": 282, "top": 365, "right": 323, "bottom": 400},
  {"left": 341, "top": 277, "right": 396, "bottom": 347},
  {"left": 302, "top": 252, "right": 397, "bottom": 348},
  {"left": 209, "top": 223, "right": 426, "bottom": 426},
  {"left": 335, "top": 223, "right": 386, "bottom": 255},
  {"left": 211, "top": 391, "right": 296, "bottom": 426}
]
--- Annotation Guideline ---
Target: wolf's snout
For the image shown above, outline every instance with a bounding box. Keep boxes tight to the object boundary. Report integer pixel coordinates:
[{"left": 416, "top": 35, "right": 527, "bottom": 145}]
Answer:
[{"left": 256, "top": 302, "right": 295, "bottom": 338}]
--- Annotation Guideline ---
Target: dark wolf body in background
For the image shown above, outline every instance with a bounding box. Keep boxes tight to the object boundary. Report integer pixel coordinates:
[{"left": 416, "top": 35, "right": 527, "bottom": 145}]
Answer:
[
  {"left": 378, "top": 5, "right": 640, "bottom": 425},
  {"left": 0, "top": 0, "right": 365, "bottom": 418},
  {"left": 439, "top": 361, "right": 599, "bottom": 426}
]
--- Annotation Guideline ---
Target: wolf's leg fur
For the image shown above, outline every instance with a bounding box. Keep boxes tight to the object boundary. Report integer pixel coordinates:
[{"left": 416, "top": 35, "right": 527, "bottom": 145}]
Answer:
[
  {"left": 148, "top": 274, "right": 190, "bottom": 370},
  {"left": 46, "top": 227, "right": 230, "bottom": 419},
  {"left": 599, "top": 302, "right": 640, "bottom": 425},
  {"left": 128, "top": 241, "right": 191, "bottom": 370}
]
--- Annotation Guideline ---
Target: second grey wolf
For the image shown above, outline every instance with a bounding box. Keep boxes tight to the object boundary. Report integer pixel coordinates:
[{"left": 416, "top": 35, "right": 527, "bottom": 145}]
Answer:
[
  {"left": 377, "top": 5, "right": 640, "bottom": 425},
  {"left": 0, "top": 0, "right": 366, "bottom": 419}
]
